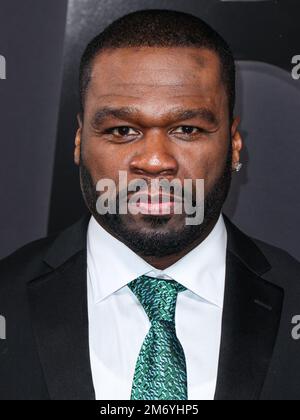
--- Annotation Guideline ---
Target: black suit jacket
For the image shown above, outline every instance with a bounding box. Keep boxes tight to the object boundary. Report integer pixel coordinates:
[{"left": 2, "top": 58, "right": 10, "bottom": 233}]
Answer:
[{"left": 0, "top": 213, "right": 300, "bottom": 400}]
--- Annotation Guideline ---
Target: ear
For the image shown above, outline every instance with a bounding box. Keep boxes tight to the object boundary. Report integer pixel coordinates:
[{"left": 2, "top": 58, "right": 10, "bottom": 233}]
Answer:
[
  {"left": 231, "top": 116, "right": 243, "bottom": 171},
  {"left": 74, "top": 114, "right": 82, "bottom": 166}
]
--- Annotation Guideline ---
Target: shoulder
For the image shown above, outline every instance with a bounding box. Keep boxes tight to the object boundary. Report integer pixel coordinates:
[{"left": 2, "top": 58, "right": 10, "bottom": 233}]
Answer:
[
  {"left": 250, "top": 237, "right": 300, "bottom": 293},
  {"left": 252, "top": 238, "right": 300, "bottom": 275},
  {"left": 0, "top": 234, "right": 58, "bottom": 291},
  {"left": 0, "top": 213, "right": 90, "bottom": 294},
  {"left": 224, "top": 214, "right": 300, "bottom": 291}
]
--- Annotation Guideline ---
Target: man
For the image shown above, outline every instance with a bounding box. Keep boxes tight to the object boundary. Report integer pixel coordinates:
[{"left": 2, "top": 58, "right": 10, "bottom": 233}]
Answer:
[{"left": 0, "top": 9, "right": 299, "bottom": 401}]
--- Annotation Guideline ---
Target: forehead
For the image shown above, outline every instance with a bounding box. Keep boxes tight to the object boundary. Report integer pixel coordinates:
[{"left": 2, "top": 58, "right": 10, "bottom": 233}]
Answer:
[{"left": 86, "top": 47, "right": 227, "bottom": 115}]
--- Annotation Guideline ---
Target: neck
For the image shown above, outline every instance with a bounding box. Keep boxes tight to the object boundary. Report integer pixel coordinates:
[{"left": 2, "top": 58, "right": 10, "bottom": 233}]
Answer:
[{"left": 140, "top": 216, "right": 219, "bottom": 270}]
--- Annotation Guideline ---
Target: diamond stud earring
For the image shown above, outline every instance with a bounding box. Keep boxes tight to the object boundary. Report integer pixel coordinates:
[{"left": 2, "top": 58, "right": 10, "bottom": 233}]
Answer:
[{"left": 234, "top": 162, "right": 243, "bottom": 172}]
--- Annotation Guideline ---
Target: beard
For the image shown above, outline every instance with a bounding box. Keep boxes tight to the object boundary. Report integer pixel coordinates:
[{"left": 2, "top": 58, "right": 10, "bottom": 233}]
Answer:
[{"left": 80, "top": 146, "right": 232, "bottom": 258}]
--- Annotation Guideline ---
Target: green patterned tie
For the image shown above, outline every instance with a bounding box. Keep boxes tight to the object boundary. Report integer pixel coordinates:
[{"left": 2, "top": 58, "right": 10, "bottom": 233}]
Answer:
[{"left": 128, "top": 275, "right": 188, "bottom": 400}]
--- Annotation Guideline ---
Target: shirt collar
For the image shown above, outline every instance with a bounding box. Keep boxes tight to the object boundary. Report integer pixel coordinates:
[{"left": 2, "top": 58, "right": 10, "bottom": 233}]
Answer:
[{"left": 87, "top": 214, "right": 227, "bottom": 308}]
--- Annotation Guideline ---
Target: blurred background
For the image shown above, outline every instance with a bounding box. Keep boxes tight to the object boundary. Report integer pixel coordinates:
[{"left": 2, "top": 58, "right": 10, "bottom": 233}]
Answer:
[{"left": 0, "top": 0, "right": 299, "bottom": 260}]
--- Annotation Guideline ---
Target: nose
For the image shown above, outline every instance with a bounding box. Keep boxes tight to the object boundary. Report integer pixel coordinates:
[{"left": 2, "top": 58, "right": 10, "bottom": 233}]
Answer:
[{"left": 129, "top": 131, "right": 179, "bottom": 178}]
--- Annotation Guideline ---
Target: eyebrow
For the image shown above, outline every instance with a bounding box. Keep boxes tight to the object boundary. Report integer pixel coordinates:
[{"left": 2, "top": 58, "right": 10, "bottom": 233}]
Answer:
[{"left": 90, "top": 106, "right": 219, "bottom": 128}]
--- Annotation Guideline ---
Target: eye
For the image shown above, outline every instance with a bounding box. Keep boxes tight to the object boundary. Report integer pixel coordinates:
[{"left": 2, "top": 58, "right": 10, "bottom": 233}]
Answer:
[
  {"left": 171, "top": 126, "right": 202, "bottom": 136},
  {"left": 105, "top": 126, "right": 140, "bottom": 137}
]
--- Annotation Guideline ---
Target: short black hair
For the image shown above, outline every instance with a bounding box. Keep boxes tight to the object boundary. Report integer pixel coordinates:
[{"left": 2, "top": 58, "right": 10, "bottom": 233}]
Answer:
[{"left": 79, "top": 9, "right": 236, "bottom": 120}]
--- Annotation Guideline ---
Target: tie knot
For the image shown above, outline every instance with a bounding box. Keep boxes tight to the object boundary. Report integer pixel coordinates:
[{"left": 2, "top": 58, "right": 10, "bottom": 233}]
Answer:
[{"left": 128, "top": 275, "right": 186, "bottom": 323}]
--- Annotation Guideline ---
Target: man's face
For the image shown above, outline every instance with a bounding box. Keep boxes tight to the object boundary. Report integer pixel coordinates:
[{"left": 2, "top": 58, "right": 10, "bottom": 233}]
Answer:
[{"left": 75, "top": 47, "right": 242, "bottom": 257}]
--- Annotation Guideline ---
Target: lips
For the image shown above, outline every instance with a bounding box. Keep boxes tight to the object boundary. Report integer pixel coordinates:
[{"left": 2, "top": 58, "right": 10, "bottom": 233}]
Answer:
[{"left": 128, "top": 193, "right": 183, "bottom": 216}]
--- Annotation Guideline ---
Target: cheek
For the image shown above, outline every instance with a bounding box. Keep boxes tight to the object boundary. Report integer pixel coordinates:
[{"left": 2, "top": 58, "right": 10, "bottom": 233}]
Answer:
[
  {"left": 82, "top": 138, "right": 129, "bottom": 181},
  {"left": 185, "top": 145, "right": 222, "bottom": 173},
  {"left": 182, "top": 138, "right": 229, "bottom": 187}
]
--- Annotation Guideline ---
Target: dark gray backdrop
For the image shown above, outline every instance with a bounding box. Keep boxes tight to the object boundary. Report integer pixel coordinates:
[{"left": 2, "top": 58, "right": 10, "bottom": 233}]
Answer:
[
  {"left": 0, "top": 0, "right": 68, "bottom": 258},
  {"left": 0, "top": 0, "right": 299, "bottom": 261}
]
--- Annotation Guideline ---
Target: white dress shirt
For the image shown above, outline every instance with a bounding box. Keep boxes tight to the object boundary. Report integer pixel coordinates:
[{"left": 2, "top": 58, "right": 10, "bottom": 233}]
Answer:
[{"left": 87, "top": 215, "right": 227, "bottom": 400}]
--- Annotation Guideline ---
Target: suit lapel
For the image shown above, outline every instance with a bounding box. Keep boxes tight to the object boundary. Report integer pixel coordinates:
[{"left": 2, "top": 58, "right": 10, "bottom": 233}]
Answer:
[
  {"left": 215, "top": 217, "right": 284, "bottom": 400},
  {"left": 27, "top": 214, "right": 95, "bottom": 400}
]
